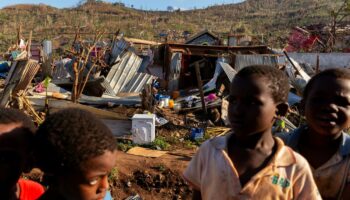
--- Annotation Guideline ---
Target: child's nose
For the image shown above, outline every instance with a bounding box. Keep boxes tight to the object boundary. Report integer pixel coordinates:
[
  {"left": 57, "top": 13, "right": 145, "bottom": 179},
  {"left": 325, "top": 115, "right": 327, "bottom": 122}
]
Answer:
[
  {"left": 324, "top": 103, "right": 339, "bottom": 112},
  {"left": 98, "top": 176, "right": 109, "bottom": 192}
]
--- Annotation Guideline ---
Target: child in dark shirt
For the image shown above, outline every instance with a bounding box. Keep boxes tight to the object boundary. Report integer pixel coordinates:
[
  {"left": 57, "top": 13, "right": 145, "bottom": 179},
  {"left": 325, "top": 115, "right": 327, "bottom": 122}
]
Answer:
[
  {"left": 0, "top": 108, "right": 44, "bottom": 200},
  {"left": 34, "top": 108, "right": 117, "bottom": 200},
  {"left": 278, "top": 68, "right": 350, "bottom": 199}
]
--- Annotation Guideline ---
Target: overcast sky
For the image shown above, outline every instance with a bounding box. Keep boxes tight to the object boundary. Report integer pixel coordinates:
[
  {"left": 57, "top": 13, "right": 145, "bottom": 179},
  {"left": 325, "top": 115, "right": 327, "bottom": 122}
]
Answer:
[{"left": 0, "top": 0, "right": 244, "bottom": 10}]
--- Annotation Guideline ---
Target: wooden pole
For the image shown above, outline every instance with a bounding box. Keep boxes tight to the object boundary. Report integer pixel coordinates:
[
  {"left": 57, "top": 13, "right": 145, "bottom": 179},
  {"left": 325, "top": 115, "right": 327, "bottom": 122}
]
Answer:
[
  {"left": 27, "top": 31, "right": 32, "bottom": 59},
  {"left": 17, "top": 25, "right": 22, "bottom": 47},
  {"left": 283, "top": 50, "right": 300, "bottom": 75},
  {"left": 194, "top": 62, "right": 207, "bottom": 115},
  {"left": 316, "top": 54, "right": 320, "bottom": 74}
]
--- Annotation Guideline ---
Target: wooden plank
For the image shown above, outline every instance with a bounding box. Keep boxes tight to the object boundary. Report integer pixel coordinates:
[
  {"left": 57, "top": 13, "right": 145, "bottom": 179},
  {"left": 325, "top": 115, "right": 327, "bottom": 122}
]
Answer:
[
  {"left": 127, "top": 147, "right": 168, "bottom": 158},
  {"left": 124, "top": 37, "right": 161, "bottom": 45},
  {"left": 194, "top": 62, "right": 207, "bottom": 115},
  {"left": 27, "top": 96, "right": 128, "bottom": 120},
  {"left": 4, "top": 61, "right": 18, "bottom": 85}
]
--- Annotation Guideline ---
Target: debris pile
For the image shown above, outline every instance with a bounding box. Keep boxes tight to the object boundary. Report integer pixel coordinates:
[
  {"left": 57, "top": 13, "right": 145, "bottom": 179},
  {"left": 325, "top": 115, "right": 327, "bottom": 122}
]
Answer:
[{"left": 0, "top": 28, "right": 349, "bottom": 199}]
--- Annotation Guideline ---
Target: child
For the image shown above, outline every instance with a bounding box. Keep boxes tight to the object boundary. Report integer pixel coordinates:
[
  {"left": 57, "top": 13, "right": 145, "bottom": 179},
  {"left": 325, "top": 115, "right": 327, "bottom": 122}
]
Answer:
[
  {"left": 277, "top": 68, "right": 350, "bottom": 199},
  {"left": 0, "top": 108, "right": 45, "bottom": 200},
  {"left": 183, "top": 65, "right": 321, "bottom": 199},
  {"left": 34, "top": 108, "right": 117, "bottom": 200}
]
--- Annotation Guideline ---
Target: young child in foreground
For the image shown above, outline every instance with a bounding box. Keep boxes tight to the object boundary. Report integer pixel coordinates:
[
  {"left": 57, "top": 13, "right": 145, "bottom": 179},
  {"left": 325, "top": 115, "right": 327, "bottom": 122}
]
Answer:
[
  {"left": 34, "top": 108, "right": 117, "bottom": 200},
  {"left": 0, "top": 108, "right": 44, "bottom": 200},
  {"left": 277, "top": 68, "right": 350, "bottom": 199},
  {"left": 183, "top": 65, "right": 321, "bottom": 200}
]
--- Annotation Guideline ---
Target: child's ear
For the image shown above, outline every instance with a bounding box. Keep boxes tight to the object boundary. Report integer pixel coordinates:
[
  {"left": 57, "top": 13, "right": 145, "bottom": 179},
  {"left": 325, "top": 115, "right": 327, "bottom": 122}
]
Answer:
[{"left": 276, "top": 102, "right": 289, "bottom": 117}]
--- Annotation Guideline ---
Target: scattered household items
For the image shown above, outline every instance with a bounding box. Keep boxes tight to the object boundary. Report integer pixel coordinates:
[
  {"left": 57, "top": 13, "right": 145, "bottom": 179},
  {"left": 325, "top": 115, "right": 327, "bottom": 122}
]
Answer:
[
  {"left": 190, "top": 128, "right": 204, "bottom": 141},
  {"left": 132, "top": 114, "right": 156, "bottom": 145},
  {"left": 0, "top": 28, "right": 348, "bottom": 163}
]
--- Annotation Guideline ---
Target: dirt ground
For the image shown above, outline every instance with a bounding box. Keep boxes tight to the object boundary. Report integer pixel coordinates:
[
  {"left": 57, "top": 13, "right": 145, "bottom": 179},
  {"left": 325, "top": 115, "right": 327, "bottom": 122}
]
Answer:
[
  {"left": 21, "top": 96, "right": 214, "bottom": 200},
  {"left": 111, "top": 149, "right": 196, "bottom": 199}
]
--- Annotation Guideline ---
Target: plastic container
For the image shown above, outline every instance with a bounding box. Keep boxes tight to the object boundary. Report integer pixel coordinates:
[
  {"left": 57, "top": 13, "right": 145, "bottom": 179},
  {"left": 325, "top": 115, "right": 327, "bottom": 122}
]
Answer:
[
  {"left": 158, "top": 100, "right": 165, "bottom": 108},
  {"left": 168, "top": 99, "right": 174, "bottom": 109},
  {"left": 173, "top": 103, "right": 181, "bottom": 112},
  {"left": 190, "top": 128, "right": 204, "bottom": 141},
  {"left": 0, "top": 62, "right": 9, "bottom": 73},
  {"left": 131, "top": 114, "right": 155, "bottom": 145},
  {"left": 160, "top": 95, "right": 170, "bottom": 107},
  {"left": 43, "top": 40, "right": 52, "bottom": 57}
]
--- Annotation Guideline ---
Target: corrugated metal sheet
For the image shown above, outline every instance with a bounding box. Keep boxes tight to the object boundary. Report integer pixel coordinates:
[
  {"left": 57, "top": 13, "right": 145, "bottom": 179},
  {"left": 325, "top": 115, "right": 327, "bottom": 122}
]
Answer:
[
  {"left": 52, "top": 58, "right": 71, "bottom": 80},
  {"left": 60, "top": 59, "right": 96, "bottom": 81},
  {"left": 101, "top": 78, "right": 116, "bottom": 96},
  {"left": 110, "top": 38, "right": 129, "bottom": 64},
  {"left": 168, "top": 52, "right": 182, "bottom": 91},
  {"left": 15, "top": 60, "right": 40, "bottom": 93},
  {"left": 104, "top": 51, "right": 154, "bottom": 95},
  {"left": 0, "top": 59, "right": 40, "bottom": 106},
  {"left": 234, "top": 54, "right": 280, "bottom": 71},
  {"left": 121, "top": 73, "right": 155, "bottom": 93},
  {"left": 220, "top": 62, "right": 237, "bottom": 82}
]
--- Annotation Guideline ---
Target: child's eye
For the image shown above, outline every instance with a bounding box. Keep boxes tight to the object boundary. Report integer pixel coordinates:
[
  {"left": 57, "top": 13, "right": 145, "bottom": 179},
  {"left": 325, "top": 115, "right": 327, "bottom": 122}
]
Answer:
[
  {"left": 88, "top": 177, "right": 101, "bottom": 186},
  {"left": 247, "top": 99, "right": 260, "bottom": 105},
  {"left": 335, "top": 97, "right": 350, "bottom": 107}
]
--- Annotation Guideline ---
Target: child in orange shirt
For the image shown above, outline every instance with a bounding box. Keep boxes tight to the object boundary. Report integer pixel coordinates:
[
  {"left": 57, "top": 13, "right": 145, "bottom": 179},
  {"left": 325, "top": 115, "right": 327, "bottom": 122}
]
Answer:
[{"left": 184, "top": 65, "right": 321, "bottom": 200}]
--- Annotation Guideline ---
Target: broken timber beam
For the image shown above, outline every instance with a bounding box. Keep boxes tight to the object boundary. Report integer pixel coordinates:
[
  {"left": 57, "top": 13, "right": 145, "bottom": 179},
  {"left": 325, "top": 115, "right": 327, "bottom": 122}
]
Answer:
[{"left": 194, "top": 61, "right": 207, "bottom": 115}]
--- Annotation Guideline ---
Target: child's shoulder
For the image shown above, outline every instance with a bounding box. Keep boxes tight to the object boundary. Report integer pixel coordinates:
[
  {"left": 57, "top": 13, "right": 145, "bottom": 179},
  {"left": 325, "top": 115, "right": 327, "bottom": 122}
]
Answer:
[
  {"left": 275, "top": 126, "right": 305, "bottom": 149},
  {"left": 200, "top": 135, "right": 229, "bottom": 150},
  {"left": 193, "top": 135, "right": 229, "bottom": 159},
  {"left": 341, "top": 132, "right": 350, "bottom": 156},
  {"left": 275, "top": 137, "right": 310, "bottom": 169}
]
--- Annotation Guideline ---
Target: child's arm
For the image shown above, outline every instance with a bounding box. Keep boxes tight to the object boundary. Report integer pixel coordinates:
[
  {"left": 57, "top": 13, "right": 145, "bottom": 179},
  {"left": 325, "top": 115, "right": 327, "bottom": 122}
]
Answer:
[
  {"left": 192, "top": 190, "right": 202, "bottom": 200},
  {"left": 293, "top": 158, "right": 322, "bottom": 200},
  {"left": 183, "top": 141, "right": 211, "bottom": 200}
]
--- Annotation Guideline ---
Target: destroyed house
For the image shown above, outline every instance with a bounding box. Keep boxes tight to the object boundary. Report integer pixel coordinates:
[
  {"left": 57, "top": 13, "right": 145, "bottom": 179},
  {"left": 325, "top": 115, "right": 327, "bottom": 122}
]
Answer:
[
  {"left": 162, "top": 43, "right": 271, "bottom": 92},
  {"left": 185, "top": 30, "right": 220, "bottom": 46}
]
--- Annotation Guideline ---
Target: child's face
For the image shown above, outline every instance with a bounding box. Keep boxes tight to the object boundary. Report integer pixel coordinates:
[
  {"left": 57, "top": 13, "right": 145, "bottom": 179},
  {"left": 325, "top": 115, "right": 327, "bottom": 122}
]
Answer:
[
  {"left": 228, "top": 76, "right": 278, "bottom": 137},
  {"left": 304, "top": 77, "right": 350, "bottom": 137},
  {"left": 60, "top": 150, "right": 117, "bottom": 200},
  {"left": 0, "top": 123, "right": 29, "bottom": 192}
]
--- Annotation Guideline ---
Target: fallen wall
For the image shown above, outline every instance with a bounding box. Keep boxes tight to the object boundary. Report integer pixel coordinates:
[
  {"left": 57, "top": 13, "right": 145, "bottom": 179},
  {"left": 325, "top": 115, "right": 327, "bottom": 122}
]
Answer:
[{"left": 288, "top": 53, "right": 350, "bottom": 70}]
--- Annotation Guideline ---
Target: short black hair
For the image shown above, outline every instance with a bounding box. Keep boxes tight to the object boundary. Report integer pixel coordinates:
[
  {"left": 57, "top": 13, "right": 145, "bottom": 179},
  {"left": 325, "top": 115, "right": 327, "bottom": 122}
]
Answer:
[
  {"left": 0, "top": 107, "right": 36, "bottom": 133},
  {"left": 34, "top": 108, "right": 116, "bottom": 174},
  {"left": 234, "top": 65, "right": 290, "bottom": 103},
  {"left": 303, "top": 68, "right": 350, "bottom": 99}
]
